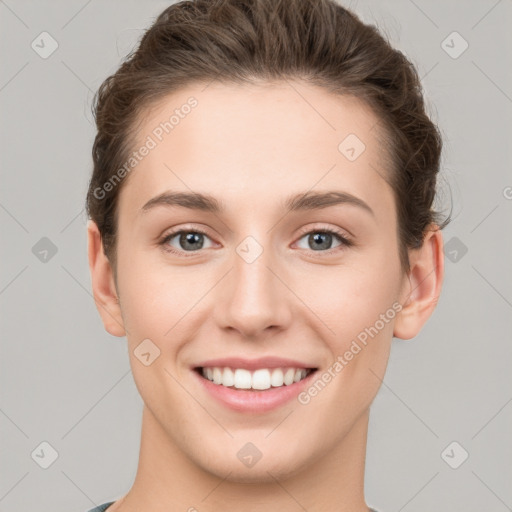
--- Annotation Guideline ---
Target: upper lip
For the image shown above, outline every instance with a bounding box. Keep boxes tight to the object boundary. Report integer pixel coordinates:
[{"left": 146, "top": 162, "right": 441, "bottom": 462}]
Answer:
[{"left": 193, "top": 357, "right": 317, "bottom": 371}]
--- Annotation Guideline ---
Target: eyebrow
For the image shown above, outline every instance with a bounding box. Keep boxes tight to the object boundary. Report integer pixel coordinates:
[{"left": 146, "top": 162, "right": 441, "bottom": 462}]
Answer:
[{"left": 140, "top": 190, "right": 374, "bottom": 216}]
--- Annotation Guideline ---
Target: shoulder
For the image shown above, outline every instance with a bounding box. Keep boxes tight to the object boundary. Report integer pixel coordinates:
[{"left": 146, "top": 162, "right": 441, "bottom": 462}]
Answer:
[{"left": 85, "top": 502, "right": 115, "bottom": 512}]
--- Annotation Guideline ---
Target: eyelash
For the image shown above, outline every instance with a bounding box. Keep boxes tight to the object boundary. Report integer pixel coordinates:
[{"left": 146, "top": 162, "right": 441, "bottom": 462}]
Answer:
[{"left": 158, "top": 225, "right": 354, "bottom": 258}]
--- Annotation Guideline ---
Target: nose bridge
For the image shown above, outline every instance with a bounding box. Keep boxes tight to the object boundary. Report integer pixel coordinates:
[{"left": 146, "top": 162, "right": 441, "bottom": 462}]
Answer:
[
  {"left": 235, "top": 235, "right": 274, "bottom": 296},
  {"left": 217, "top": 231, "right": 290, "bottom": 337}
]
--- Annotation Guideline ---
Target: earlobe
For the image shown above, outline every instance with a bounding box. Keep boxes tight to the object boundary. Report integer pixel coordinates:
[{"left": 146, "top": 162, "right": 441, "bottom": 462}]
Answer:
[
  {"left": 87, "top": 220, "right": 126, "bottom": 337},
  {"left": 393, "top": 226, "right": 444, "bottom": 340}
]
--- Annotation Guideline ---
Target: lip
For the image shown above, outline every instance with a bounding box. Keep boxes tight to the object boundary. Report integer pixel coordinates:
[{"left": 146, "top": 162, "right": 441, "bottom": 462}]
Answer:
[
  {"left": 193, "top": 356, "right": 316, "bottom": 371},
  {"left": 192, "top": 365, "right": 318, "bottom": 414}
]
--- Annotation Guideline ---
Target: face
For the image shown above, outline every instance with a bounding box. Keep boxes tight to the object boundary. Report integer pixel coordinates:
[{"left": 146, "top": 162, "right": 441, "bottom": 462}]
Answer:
[{"left": 99, "top": 81, "right": 412, "bottom": 481}]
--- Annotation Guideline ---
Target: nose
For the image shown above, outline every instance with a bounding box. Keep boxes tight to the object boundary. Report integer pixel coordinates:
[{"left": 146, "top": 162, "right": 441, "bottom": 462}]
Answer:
[{"left": 214, "top": 241, "right": 292, "bottom": 340}]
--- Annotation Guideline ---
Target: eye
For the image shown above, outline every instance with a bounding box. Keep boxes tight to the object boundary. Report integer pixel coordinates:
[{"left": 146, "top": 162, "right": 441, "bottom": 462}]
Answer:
[
  {"left": 295, "top": 227, "right": 353, "bottom": 254},
  {"left": 158, "top": 225, "right": 353, "bottom": 257},
  {"left": 159, "top": 228, "right": 214, "bottom": 256}
]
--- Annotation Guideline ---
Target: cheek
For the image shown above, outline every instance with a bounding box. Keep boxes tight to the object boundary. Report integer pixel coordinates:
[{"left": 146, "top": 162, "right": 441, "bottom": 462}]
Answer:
[
  {"left": 295, "top": 255, "right": 399, "bottom": 400},
  {"left": 119, "top": 276, "right": 171, "bottom": 338},
  {"left": 116, "top": 243, "right": 181, "bottom": 329},
  {"left": 326, "top": 276, "right": 398, "bottom": 407},
  {"left": 117, "top": 263, "right": 195, "bottom": 414},
  {"left": 298, "top": 260, "right": 399, "bottom": 337}
]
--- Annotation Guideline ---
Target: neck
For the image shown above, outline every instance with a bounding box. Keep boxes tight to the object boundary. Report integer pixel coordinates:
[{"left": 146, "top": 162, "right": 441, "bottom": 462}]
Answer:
[{"left": 114, "top": 405, "right": 371, "bottom": 512}]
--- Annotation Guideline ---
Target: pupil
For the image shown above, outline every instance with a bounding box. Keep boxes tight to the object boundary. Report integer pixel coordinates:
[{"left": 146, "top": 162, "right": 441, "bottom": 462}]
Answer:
[
  {"left": 310, "top": 232, "right": 331, "bottom": 251},
  {"left": 181, "top": 232, "right": 203, "bottom": 250}
]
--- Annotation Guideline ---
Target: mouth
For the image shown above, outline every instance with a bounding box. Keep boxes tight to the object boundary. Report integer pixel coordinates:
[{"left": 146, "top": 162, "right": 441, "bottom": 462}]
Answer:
[
  {"left": 191, "top": 357, "right": 319, "bottom": 412},
  {"left": 194, "top": 366, "right": 317, "bottom": 391}
]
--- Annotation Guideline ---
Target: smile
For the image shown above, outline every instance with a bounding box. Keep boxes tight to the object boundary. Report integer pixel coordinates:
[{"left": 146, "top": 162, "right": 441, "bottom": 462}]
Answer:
[
  {"left": 198, "top": 366, "right": 315, "bottom": 390},
  {"left": 192, "top": 361, "right": 319, "bottom": 413}
]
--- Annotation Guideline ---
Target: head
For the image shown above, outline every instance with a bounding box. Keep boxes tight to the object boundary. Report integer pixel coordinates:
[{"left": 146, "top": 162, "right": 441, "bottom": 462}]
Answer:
[{"left": 86, "top": 0, "right": 448, "bottom": 482}]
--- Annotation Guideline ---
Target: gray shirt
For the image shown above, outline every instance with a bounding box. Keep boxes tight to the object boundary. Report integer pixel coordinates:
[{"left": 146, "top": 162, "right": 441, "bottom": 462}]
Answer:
[{"left": 87, "top": 503, "right": 381, "bottom": 512}]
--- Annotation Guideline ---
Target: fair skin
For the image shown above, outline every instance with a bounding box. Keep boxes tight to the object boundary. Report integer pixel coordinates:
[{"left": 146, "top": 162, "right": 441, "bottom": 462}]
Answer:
[{"left": 87, "top": 80, "right": 444, "bottom": 512}]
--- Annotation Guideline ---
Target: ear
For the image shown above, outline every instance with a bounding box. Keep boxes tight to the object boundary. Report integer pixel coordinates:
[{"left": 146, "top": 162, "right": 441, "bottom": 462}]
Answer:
[
  {"left": 87, "top": 220, "right": 126, "bottom": 337},
  {"left": 393, "top": 225, "right": 444, "bottom": 340}
]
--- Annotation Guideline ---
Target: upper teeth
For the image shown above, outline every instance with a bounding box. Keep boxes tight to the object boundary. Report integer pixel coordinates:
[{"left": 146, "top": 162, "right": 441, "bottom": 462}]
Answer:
[{"left": 201, "top": 367, "right": 311, "bottom": 390}]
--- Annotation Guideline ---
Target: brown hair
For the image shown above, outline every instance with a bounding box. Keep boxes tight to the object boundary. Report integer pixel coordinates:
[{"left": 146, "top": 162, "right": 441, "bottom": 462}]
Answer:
[{"left": 86, "top": 0, "right": 450, "bottom": 278}]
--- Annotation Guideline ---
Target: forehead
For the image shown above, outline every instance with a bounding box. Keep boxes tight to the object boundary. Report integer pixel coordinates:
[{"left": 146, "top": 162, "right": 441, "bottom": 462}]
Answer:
[{"left": 118, "top": 80, "right": 394, "bottom": 219}]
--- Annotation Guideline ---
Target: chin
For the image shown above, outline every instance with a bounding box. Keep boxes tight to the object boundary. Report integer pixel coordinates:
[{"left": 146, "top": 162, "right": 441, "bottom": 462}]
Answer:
[{"left": 195, "top": 443, "right": 311, "bottom": 483}]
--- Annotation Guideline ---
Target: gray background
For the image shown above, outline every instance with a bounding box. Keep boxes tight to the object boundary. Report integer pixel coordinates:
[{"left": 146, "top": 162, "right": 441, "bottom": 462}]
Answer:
[{"left": 1, "top": 0, "right": 511, "bottom": 511}]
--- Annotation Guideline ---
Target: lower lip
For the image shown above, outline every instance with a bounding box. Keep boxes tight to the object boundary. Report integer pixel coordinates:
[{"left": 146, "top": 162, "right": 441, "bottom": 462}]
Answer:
[{"left": 193, "top": 369, "right": 317, "bottom": 413}]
